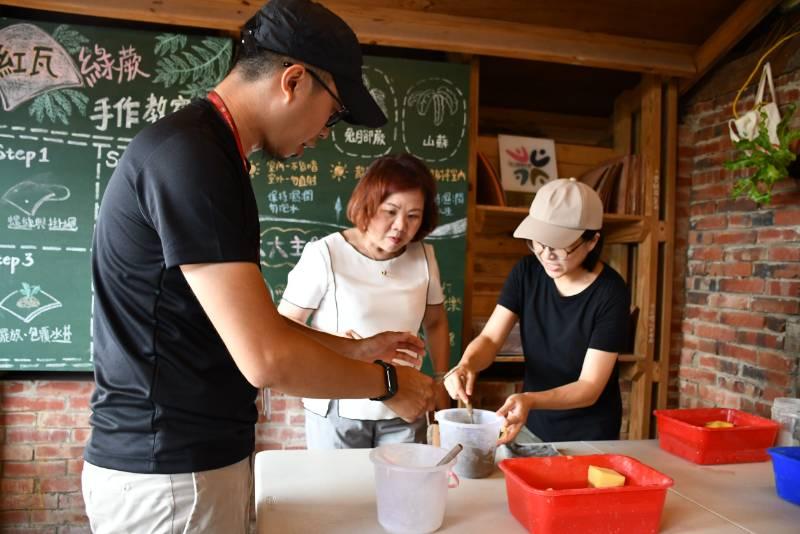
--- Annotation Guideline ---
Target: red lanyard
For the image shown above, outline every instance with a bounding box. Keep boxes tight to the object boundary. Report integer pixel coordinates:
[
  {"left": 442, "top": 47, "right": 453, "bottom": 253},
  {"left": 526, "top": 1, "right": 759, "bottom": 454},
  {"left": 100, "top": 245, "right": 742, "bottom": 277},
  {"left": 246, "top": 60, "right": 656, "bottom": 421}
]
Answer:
[{"left": 207, "top": 90, "right": 248, "bottom": 173}]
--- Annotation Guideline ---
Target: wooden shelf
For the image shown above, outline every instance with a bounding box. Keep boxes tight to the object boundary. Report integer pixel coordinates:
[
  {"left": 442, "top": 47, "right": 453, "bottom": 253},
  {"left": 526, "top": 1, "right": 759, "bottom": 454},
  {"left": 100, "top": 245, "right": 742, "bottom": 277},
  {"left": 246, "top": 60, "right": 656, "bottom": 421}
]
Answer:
[
  {"left": 466, "top": 77, "right": 677, "bottom": 441},
  {"left": 495, "top": 355, "right": 525, "bottom": 363},
  {"left": 474, "top": 205, "right": 648, "bottom": 244}
]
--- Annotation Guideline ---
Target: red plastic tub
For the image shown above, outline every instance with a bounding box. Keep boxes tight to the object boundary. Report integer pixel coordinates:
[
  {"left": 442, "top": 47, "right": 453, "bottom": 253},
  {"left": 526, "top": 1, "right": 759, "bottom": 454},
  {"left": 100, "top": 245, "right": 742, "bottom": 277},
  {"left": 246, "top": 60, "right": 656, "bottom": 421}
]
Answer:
[
  {"left": 654, "top": 408, "right": 779, "bottom": 465},
  {"left": 498, "top": 454, "right": 673, "bottom": 534}
]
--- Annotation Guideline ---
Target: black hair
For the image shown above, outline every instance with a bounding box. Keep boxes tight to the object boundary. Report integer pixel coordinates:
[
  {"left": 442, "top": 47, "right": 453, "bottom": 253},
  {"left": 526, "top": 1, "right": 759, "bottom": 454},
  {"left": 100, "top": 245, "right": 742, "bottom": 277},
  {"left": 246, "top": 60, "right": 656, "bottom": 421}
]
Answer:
[
  {"left": 581, "top": 229, "right": 604, "bottom": 271},
  {"left": 234, "top": 29, "right": 330, "bottom": 87}
]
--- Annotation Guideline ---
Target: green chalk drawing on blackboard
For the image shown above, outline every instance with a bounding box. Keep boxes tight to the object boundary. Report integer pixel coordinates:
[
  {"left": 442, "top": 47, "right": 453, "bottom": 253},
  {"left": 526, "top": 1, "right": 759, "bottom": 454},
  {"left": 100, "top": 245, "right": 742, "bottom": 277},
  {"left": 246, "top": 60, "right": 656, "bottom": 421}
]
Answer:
[
  {"left": 153, "top": 35, "right": 232, "bottom": 98},
  {"left": 154, "top": 34, "right": 188, "bottom": 56},
  {"left": 52, "top": 24, "right": 91, "bottom": 54},
  {"left": 28, "top": 89, "right": 89, "bottom": 125}
]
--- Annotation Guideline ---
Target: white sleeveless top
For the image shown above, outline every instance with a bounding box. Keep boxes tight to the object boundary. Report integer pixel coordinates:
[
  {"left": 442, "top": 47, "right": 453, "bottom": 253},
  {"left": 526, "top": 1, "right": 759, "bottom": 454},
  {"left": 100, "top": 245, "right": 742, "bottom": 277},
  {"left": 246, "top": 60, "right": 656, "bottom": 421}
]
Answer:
[{"left": 280, "top": 232, "right": 445, "bottom": 420}]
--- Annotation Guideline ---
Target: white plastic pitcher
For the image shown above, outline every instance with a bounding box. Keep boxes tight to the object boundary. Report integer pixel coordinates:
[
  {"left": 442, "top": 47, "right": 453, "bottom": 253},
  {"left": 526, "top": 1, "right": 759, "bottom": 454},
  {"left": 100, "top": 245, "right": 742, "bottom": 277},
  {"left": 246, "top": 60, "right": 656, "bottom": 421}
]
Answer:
[
  {"left": 772, "top": 397, "right": 800, "bottom": 446},
  {"left": 435, "top": 408, "right": 502, "bottom": 478},
  {"left": 369, "top": 443, "right": 459, "bottom": 534}
]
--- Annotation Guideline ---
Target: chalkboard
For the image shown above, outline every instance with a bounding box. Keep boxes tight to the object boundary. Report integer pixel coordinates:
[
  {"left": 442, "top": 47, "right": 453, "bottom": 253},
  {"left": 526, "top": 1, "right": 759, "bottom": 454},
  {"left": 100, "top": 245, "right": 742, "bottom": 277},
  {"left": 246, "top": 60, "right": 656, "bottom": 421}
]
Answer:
[
  {"left": 0, "top": 18, "right": 233, "bottom": 370},
  {"left": 0, "top": 17, "right": 470, "bottom": 373}
]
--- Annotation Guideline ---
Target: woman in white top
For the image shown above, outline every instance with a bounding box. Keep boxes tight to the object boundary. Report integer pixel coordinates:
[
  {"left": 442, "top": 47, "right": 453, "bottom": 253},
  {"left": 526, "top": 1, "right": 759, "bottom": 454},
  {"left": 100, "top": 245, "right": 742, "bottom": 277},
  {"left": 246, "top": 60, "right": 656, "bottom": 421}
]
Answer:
[{"left": 278, "top": 153, "right": 451, "bottom": 448}]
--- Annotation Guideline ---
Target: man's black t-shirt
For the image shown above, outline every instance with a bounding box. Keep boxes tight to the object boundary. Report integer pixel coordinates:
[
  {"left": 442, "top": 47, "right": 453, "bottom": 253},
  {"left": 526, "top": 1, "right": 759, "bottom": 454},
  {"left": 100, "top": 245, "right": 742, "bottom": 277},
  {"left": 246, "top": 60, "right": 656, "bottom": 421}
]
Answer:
[
  {"left": 84, "top": 99, "right": 260, "bottom": 474},
  {"left": 498, "top": 256, "right": 630, "bottom": 442}
]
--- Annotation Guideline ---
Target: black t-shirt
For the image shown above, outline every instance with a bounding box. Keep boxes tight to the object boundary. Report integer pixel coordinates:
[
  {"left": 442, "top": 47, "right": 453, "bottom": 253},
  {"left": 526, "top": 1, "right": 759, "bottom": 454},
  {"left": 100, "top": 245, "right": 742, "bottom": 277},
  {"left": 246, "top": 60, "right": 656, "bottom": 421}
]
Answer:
[
  {"left": 498, "top": 256, "right": 630, "bottom": 441},
  {"left": 84, "top": 99, "right": 260, "bottom": 474}
]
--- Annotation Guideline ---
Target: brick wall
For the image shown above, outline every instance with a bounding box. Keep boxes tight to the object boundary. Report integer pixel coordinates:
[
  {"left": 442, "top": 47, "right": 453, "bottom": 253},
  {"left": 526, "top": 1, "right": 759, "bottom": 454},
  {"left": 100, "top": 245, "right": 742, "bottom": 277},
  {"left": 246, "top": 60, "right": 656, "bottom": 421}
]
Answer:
[
  {"left": 1, "top": 380, "right": 91, "bottom": 533},
  {"left": 0, "top": 380, "right": 308, "bottom": 532},
  {"left": 671, "top": 65, "right": 800, "bottom": 417}
]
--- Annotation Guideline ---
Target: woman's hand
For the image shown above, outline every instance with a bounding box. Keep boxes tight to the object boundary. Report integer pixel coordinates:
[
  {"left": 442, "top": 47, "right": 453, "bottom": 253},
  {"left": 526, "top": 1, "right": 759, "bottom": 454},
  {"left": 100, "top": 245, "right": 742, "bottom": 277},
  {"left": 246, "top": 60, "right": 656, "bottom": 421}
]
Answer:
[
  {"left": 347, "top": 330, "right": 424, "bottom": 366},
  {"left": 496, "top": 393, "right": 533, "bottom": 445},
  {"left": 442, "top": 365, "right": 477, "bottom": 406}
]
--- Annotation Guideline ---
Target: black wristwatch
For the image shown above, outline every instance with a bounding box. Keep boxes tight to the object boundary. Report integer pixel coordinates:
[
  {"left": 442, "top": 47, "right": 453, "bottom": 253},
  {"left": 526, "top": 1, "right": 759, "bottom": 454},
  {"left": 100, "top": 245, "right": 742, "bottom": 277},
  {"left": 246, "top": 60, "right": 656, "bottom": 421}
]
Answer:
[{"left": 369, "top": 360, "right": 398, "bottom": 402}]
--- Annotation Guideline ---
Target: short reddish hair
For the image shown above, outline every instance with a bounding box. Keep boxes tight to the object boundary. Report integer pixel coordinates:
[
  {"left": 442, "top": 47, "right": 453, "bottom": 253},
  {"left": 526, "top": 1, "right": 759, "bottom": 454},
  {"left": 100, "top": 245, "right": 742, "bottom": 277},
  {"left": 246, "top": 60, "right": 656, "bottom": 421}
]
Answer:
[{"left": 347, "top": 153, "right": 438, "bottom": 242}]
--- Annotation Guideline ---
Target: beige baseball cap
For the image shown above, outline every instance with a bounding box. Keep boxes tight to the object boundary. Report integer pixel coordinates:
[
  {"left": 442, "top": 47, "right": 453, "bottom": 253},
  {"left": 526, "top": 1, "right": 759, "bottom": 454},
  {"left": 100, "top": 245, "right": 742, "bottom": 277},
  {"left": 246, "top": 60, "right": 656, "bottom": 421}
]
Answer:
[{"left": 513, "top": 178, "right": 603, "bottom": 248}]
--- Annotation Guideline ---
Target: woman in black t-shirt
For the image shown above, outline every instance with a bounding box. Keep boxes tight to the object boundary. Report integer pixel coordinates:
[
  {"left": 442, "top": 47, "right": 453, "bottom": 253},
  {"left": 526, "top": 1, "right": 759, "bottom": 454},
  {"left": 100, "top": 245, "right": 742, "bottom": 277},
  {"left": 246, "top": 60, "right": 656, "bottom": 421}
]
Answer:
[{"left": 444, "top": 178, "right": 630, "bottom": 443}]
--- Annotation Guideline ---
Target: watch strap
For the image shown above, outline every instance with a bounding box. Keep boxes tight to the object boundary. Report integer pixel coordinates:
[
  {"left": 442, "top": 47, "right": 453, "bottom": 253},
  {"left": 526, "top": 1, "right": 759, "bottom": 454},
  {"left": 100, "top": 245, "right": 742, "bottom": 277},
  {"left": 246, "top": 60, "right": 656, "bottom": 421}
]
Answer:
[{"left": 369, "top": 359, "right": 397, "bottom": 402}]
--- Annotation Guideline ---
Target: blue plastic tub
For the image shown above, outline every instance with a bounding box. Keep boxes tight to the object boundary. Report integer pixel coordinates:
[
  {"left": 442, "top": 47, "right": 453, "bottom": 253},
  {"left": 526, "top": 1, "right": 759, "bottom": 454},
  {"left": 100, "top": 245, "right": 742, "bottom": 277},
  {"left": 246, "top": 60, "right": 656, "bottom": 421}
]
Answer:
[{"left": 768, "top": 447, "right": 800, "bottom": 505}]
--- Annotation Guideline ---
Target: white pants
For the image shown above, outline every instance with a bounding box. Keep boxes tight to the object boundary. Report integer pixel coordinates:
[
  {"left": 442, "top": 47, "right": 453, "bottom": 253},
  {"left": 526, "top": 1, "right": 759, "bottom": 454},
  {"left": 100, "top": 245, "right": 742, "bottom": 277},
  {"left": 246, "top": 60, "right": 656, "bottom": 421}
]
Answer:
[{"left": 81, "top": 456, "right": 252, "bottom": 534}]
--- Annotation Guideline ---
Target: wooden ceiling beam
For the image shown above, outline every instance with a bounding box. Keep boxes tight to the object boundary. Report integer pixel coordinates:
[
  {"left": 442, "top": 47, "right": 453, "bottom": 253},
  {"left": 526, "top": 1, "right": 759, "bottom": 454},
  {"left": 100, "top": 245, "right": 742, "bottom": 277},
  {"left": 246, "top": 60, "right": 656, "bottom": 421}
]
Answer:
[
  {"left": 1, "top": 0, "right": 249, "bottom": 32},
  {"left": 680, "top": 0, "right": 784, "bottom": 94},
  {"left": 8, "top": 0, "right": 697, "bottom": 77},
  {"left": 324, "top": 1, "right": 696, "bottom": 76}
]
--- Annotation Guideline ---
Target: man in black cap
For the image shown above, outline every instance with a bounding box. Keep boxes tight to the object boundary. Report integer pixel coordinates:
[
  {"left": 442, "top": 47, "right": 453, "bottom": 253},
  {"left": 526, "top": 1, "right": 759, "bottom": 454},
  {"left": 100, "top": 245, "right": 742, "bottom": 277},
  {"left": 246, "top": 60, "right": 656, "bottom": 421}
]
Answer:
[{"left": 81, "top": 1, "right": 434, "bottom": 531}]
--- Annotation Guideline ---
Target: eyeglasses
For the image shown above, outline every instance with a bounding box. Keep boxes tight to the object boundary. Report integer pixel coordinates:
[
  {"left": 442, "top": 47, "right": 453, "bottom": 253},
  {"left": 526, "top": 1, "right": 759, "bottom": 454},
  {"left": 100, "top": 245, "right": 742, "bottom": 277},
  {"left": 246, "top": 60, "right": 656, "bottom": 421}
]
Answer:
[
  {"left": 284, "top": 62, "right": 349, "bottom": 128},
  {"left": 528, "top": 239, "right": 584, "bottom": 260}
]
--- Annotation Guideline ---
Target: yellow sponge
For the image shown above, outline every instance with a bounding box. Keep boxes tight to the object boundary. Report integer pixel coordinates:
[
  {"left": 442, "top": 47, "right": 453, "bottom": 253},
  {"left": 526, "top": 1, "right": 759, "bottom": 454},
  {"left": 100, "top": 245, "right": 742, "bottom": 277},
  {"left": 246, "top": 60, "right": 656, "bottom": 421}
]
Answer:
[
  {"left": 588, "top": 465, "right": 626, "bottom": 488},
  {"left": 704, "top": 420, "right": 734, "bottom": 428}
]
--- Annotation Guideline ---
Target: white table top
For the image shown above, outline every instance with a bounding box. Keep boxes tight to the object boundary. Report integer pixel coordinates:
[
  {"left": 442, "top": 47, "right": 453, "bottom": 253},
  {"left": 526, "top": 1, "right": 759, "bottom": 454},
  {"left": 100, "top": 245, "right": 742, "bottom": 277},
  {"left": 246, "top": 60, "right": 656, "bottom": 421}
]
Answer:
[{"left": 254, "top": 440, "right": 799, "bottom": 533}]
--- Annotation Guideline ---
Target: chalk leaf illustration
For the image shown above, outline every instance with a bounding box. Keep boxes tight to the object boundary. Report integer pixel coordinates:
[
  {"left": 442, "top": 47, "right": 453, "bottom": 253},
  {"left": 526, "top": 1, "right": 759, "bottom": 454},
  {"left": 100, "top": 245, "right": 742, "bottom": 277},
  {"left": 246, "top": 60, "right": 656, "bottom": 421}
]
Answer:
[
  {"left": 154, "top": 33, "right": 188, "bottom": 56},
  {"left": 407, "top": 86, "right": 459, "bottom": 126},
  {"left": 51, "top": 24, "right": 90, "bottom": 54},
  {"left": 28, "top": 89, "right": 89, "bottom": 125},
  {"left": 153, "top": 37, "right": 232, "bottom": 98},
  {"left": 363, "top": 73, "right": 388, "bottom": 117},
  {"left": 16, "top": 283, "right": 41, "bottom": 309}
]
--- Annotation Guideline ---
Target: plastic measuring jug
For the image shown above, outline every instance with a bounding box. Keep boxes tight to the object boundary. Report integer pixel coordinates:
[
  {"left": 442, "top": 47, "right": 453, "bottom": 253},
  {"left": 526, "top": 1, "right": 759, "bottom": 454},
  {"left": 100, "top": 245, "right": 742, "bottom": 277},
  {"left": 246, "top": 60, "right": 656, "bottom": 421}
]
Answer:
[
  {"left": 435, "top": 408, "right": 503, "bottom": 478},
  {"left": 772, "top": 397, "right": 800, "bottom": 446},
  {"left": 369, "top": 443, "right": 459, "bottom": 534}
]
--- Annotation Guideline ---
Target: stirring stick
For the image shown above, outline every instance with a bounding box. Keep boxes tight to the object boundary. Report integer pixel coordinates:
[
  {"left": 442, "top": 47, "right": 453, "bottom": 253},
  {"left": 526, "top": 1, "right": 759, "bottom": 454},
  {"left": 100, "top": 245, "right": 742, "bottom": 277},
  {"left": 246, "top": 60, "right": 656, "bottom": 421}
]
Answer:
[
  {"left": 460, "top": 373, "right": 474, "bottom": 424},
  {"left": 436, "top": 443, "right": 463, "bottom": 466},
  {"left": 426, "top": 411, "right": 440, "bottom": 447}
]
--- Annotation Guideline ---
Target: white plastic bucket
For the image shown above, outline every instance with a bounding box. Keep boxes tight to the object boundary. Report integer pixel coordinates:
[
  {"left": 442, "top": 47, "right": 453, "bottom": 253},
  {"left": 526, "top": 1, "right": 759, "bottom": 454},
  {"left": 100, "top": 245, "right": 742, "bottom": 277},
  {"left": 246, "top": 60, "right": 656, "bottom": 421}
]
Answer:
[
  {"left": 435, "top": 408, "right": 502, "bottom": 478},
  {"left": 772, "top": 397, "right": 800, "bottom": 446},
  {"left": 369, "top": 443, "right": 459, "bottom": 534}
]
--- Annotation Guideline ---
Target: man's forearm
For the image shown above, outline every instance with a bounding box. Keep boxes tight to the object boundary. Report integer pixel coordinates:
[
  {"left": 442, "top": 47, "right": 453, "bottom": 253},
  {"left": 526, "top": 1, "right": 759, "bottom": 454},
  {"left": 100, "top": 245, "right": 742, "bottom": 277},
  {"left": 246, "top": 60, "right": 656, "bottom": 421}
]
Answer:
[
  {"left": 281, "top": 314, "right": 357, "bottom": 356},
  {"left": 262, "top": 319, "right": 387, "bottom": 398}
]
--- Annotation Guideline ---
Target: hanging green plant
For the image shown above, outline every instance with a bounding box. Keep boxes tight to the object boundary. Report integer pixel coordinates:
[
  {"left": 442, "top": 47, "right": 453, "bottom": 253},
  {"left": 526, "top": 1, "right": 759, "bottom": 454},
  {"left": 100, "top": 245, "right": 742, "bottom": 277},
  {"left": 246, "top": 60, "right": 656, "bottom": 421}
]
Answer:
[{"left": 725, "top": 103, "right": 800, "bottom": 205}]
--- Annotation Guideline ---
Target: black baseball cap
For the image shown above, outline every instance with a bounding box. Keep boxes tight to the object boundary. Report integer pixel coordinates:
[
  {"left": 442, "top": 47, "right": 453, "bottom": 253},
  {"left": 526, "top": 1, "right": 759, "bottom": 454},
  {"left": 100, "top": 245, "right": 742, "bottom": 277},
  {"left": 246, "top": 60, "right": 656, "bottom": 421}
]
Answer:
[{"left": 242, "top": 0, "right": 387, "bottom": 128}]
